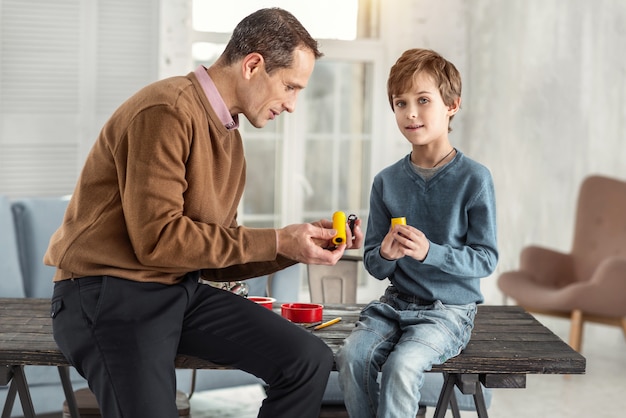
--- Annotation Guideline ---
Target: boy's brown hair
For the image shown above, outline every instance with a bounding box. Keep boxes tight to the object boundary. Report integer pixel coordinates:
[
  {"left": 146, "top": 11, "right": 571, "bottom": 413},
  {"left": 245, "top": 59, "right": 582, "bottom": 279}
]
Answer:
[{"left": 387, "top": 48, "right": 462, "bottom": 131}]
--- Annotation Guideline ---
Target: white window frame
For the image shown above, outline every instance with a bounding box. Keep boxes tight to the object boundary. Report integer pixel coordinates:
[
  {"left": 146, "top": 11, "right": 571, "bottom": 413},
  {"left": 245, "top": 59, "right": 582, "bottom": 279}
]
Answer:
[{"left": 174, "top": 21, "right": 388, "bottom": 229}]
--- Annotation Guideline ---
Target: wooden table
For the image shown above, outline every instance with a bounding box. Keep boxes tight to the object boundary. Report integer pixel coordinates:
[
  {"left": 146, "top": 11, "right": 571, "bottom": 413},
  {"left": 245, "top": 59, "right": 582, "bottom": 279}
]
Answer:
[{"left": 1, "top": 298, "right": 586, "bottom": 418}]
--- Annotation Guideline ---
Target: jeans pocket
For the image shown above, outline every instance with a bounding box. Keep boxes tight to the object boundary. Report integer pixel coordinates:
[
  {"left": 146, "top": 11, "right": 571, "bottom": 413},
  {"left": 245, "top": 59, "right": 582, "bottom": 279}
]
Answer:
[
  {"left": 454, "top": 304, "right": 476, "bottom": 345},
  {"left": 51, "top": 279, "right": 77, "bottom": 318},
  {"left": 436, "top": 303, "right": 476, "bottom": 352},
  {"left": 50, "top": 298, "right": 64, "bottom": 318}
]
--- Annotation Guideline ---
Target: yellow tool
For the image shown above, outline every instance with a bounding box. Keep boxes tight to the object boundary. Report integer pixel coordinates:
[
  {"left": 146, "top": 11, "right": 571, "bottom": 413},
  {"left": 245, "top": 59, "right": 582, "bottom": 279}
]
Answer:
[
  {"left": 332, "top": 211, "right": 347, "bottom": 245},
  {"left": 391, "top": 217, "right": 407, "bottom": 228}
]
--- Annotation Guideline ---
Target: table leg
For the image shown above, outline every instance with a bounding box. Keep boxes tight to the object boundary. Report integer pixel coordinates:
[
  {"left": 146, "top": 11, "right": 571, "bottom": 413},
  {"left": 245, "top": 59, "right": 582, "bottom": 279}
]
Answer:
[
  {"left": 449, "top": 390, "right": 461, "bottom": 418},
  {"left": 473, "top": 379, "right": 489, "bottom": 418},
  {"left": 433, "top": 372, "right": 456, "bottom": 418},
  {"left": 1, "top": 378, "right": 17, "bottom": 418},
  {"left": 433, "top": 373, "right": 490, "bottom": 418},
  {"left": 58, "top": 366, "right": 80, "bottom": 418},
  {"left": 7, "top": 366, "right": 36, "bottom": 418},
  {"left": 1, "top": 365, "right": 15, "bottom": 418}
]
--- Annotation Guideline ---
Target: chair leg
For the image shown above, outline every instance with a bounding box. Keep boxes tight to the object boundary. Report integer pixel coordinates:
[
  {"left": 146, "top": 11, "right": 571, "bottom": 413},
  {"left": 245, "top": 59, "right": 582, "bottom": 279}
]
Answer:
[
  {"left": 569, "top": 310, "right": 583, "bottom": 352},
  {"left": 416, "top": 405, "right": 426, "bottom": 418},
  {"left": 620, "top": 318, "right": 626, "bottom": 341}
]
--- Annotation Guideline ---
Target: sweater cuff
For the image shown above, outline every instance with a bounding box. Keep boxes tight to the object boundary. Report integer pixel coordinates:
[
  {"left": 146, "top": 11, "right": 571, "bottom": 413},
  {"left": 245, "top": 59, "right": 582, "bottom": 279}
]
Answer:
[
  {"left": 243, "top": 227, "right": 279, "bottom": 261},
  {"left": 422, "top": 241, "right": 444, "bottom": 266}
]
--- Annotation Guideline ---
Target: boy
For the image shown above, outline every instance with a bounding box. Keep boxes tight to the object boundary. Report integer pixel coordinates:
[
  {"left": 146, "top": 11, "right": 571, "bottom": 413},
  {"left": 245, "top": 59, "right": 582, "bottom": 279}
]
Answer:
[{"left": 336, "top": 48, "right": 498, "bottom": 417}]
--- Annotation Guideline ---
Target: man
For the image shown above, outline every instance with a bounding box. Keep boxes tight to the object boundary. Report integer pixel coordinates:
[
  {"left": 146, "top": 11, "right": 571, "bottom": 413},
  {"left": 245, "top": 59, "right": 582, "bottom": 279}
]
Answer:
[{"left": 45, "top": 8, "right": 363, "bottom": 418}]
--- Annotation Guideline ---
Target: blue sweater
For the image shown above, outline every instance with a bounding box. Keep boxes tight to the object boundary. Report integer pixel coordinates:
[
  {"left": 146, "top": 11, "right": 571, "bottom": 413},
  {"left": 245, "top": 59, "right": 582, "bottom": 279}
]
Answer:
[{"left": 364, "top": 151, "right": 498, "bottom": 304}]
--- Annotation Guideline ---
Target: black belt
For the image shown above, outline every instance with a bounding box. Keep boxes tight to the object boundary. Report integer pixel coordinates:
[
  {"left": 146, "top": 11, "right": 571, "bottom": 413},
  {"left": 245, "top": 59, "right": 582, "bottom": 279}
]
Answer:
[{"left": 395, "top": 292, "right": 435, "bottom": 306}]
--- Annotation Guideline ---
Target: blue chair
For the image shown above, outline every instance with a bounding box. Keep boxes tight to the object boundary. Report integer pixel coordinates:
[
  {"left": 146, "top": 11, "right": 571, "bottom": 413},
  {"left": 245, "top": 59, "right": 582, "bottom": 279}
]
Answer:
[
  {"left": 10, "top": 197, "right": 71, "bottom": 298},
  {"left": 0, "top": 195, "right": 24, "bottom": 298},
  {"left": 0, "top": 196, "right": 90, "bottom": 417}
]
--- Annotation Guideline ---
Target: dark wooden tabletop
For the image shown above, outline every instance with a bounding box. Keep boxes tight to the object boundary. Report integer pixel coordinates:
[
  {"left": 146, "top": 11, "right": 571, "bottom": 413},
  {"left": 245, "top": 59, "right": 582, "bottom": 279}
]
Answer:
[{"left": 0, "top": 298, "right": 585, "bottom": 377}]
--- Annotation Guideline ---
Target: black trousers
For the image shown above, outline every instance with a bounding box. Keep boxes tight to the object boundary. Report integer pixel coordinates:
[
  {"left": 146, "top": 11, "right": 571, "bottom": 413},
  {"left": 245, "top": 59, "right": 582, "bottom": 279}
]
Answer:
[{"left": 51, "top": 273, "right": 333, "bottom": 418}]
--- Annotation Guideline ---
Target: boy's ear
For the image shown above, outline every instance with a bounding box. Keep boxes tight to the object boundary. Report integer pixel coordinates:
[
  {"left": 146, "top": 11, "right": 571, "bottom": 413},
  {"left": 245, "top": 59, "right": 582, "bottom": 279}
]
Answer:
[{"left": 447, "top": 97, "right": 462, "bottom": 115}]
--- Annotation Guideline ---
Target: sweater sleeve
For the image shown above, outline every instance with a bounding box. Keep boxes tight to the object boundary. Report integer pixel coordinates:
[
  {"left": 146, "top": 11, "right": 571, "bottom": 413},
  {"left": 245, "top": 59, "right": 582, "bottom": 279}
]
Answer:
[
  {"left": 363, "top": 174, "right": 397, "bottom": 281},
  {"left": 45, "top": 76, "right": 293, "bottom": 284},
  {"left": 118, "top": 105, "right": 281, "bottom": 273},
  {"left": 363, "top": 155, "right": 498, "bottom": 298},
  {"left": 422, "top": 177, "right": 499, "bottom": 279}
]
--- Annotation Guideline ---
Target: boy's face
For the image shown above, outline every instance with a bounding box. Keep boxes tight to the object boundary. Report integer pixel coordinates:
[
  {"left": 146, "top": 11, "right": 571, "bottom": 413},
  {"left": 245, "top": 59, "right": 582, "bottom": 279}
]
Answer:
[{"left": 391, "top": 72, "right": 459, "bottom": 147}]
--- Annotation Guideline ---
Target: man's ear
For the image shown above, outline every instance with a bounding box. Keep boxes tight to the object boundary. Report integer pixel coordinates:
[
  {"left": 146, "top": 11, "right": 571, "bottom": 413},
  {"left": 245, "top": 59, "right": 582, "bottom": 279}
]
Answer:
[
  {"left": 448, "top": 97, "right": 461, "bottom": 115},
  {"left": 241, "top": 52, "right": 264, "bottom": 80}
]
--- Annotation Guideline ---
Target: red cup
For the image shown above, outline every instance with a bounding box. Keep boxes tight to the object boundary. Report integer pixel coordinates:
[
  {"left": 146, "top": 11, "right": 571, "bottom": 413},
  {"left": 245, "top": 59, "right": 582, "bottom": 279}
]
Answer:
[
  {"left": 249, "top": 296, "right": 276, "bottom": 310},
  {"left": 281, "top": 303, "right": 324, "bottom": 323}
]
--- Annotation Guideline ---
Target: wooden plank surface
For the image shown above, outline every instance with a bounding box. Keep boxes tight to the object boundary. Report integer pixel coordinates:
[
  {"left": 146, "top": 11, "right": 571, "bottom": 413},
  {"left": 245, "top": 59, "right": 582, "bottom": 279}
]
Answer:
[{"left": 0, "top": 298, "right": 586, "bottom": 377}]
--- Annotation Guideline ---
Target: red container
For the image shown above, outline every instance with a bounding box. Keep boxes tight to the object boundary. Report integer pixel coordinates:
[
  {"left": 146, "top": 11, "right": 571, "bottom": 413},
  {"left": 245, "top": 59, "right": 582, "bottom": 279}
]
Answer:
[
  {"left": 249, "top": 296, "right": 276, "bottom": 310},
  {"left": 281, "top": 303, "right": 324, "bottom": 323}
]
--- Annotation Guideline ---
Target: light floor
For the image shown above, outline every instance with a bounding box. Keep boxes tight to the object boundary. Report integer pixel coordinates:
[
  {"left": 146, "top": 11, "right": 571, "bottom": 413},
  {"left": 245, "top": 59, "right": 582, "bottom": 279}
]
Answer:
[{"left": 188, "top": 314, "right": 626, "bottom": 418}]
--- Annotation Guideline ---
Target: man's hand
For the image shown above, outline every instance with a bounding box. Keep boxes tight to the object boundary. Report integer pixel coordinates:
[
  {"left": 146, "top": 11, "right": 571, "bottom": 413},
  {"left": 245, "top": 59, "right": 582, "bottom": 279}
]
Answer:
[
  {"left": 310, "top": 217, "right": 364, "bottom": 250},
  {"left": 277, "top": 217, "right": 364, "bottom": 265}
]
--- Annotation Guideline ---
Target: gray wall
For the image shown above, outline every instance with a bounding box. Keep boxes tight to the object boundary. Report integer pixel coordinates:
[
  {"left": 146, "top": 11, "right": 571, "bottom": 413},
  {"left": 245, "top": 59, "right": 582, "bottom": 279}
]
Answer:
[
  {"left": 380, "top": 0, "right": 626, "bottom": 304},
  {"left": 464, "top": 0, "right": 626, "bottom": 302}
]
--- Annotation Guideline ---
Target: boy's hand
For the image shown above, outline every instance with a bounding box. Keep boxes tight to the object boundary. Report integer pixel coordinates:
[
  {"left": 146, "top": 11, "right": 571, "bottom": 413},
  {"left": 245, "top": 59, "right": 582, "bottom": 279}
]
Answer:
[{"left": 380, "top": 224, "right": 429, "bottom": 262}]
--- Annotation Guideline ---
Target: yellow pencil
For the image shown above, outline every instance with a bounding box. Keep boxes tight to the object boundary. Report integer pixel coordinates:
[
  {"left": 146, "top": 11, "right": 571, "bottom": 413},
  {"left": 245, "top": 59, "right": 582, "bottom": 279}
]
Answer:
[{"left": 314, "top": 317, "right": 342, "bottom": 330}]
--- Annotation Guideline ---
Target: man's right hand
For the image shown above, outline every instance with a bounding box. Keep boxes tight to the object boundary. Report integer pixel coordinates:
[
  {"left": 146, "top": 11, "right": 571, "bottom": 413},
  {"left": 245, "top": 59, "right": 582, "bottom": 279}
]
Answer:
[{"left": 276, "top": 222, "right": 345, "bottom": 265}]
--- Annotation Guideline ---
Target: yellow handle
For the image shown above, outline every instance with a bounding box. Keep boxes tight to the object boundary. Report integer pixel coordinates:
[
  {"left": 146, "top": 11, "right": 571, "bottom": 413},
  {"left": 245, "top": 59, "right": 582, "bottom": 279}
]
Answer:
[
  {"left": 391, "top": 217, "right": 407, "bottom": 228},
  {"left": 332, "top": 211, "right": 347, "bottom": 245}
]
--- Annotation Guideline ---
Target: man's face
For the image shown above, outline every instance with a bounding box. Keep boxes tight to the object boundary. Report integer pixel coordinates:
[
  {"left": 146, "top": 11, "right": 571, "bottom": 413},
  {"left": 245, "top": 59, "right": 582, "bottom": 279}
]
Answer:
[{"left": 241, "top": 48, "right": 316, "bottom": 128}]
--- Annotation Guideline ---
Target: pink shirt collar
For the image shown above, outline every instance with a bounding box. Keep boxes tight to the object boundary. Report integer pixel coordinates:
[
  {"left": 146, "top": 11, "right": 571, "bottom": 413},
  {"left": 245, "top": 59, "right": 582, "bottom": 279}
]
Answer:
[{"left": 194, "top": 65, "right": 239, "bottom": 130}]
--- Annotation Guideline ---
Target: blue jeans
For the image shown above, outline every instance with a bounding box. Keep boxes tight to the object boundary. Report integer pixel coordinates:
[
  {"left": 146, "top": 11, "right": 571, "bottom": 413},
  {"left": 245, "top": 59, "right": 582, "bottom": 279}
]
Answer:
[{"left": 336, "top": 287, "right": 476, "bottom": 418}]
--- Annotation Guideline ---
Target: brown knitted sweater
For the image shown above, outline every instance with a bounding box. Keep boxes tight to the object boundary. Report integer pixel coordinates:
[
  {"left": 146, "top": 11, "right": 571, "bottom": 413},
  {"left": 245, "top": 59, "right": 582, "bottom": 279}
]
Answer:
[{"left": 45, "top": 72, "right": 294, "bottom": 284}]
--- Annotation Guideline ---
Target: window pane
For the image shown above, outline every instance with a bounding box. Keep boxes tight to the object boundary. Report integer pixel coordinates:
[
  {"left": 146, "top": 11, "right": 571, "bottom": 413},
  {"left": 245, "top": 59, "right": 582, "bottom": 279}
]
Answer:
[
  {"left": 304, "top": 139, "right": 333, "bottom": 212},
  {"left": 192, "top": 42, "right": 225, "bottom": 66},
  {"left": 241, "top": 138, "right": 277, "bottom": 216},
  {"left": 192, "top": 0, "right": 367, "bottom": 40},
  {"left": 302, "top": 60, "right": 372, "bottom": 220},
  {"left": 239, "top": 118, "right": 283, "bottom": 227},
  {"left": 305, "top": 62, "right": 335, "bottom": 134},
  {"left": 188, "top": 14, "right": 376, "bottom": 234}
]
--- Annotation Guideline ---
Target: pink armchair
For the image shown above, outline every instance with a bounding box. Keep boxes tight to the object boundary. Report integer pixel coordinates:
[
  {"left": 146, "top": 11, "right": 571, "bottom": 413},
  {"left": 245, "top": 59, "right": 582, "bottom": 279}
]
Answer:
[{"left": 498, "top": 175, "right": 626, "bottom": 352}]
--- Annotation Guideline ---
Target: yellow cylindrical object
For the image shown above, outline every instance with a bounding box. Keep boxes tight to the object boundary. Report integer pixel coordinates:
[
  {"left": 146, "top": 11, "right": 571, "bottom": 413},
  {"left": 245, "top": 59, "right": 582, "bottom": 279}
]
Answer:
[
  {"left": 332, "top": 211, "right": 347, "bottom": 245},
  {"left": 391, "top": 217, "right": 407, "bottom": 228}
]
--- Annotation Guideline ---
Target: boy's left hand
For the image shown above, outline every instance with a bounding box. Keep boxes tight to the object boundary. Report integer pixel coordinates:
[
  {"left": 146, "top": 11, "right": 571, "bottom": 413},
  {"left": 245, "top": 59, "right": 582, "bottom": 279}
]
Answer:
[{"left": 381, "top": 224, "right": 429, "bottom": 261}]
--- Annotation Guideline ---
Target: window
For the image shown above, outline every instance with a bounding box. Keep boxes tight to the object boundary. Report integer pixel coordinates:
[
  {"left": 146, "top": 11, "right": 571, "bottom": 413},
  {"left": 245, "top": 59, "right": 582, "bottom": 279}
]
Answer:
[
  {"left": 192, "top": 0, "right": 363, "bottom": 40},
  {"left": 300, "top": 60, "right": 373, "bottom": 223},
  {"left": 0, "top": 0, "right": 159, "bottom": 197},
  {"left": 190, "top": 1, "right": 382, "bottom": 236}
]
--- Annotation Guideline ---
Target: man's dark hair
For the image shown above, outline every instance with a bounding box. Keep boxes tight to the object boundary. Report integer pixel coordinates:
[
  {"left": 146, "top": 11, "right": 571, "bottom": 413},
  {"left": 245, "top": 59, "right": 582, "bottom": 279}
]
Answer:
[{"left": 220, "top": 8, "right": 323, "bottom": 74}]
